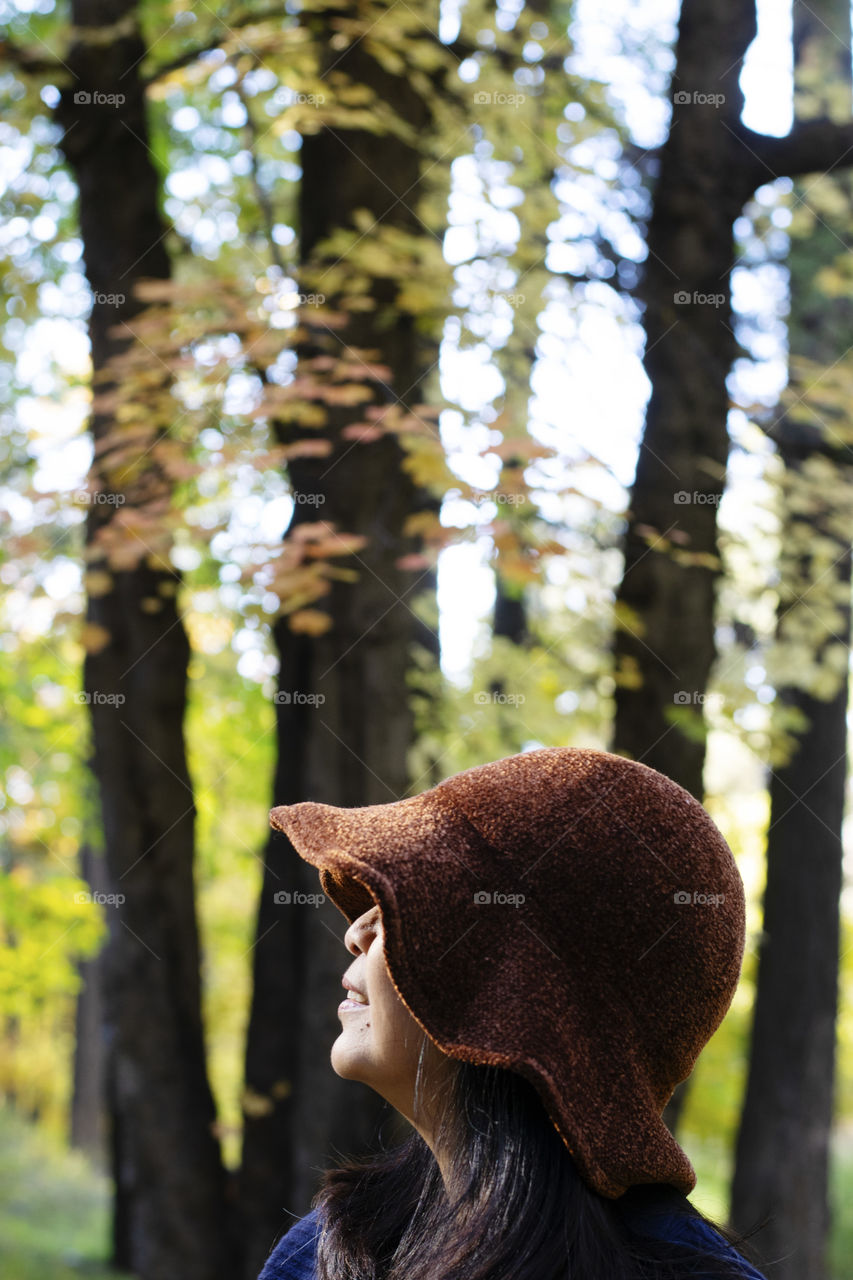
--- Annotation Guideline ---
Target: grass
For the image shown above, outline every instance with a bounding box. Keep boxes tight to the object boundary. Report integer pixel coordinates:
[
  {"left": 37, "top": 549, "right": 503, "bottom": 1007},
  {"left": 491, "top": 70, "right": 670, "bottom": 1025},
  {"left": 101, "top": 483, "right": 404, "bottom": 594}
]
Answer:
[{"left": 0, "top": 1105, "right": 128, "bottom": 1280}]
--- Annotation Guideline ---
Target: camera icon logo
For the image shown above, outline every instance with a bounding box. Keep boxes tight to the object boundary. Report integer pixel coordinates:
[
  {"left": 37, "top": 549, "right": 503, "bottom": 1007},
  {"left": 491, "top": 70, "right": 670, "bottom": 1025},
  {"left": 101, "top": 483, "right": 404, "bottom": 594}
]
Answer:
[
  {"left": 673, "top": 91, "right": 691, "bottom": 104},
  {"left": 473, "top": 891, "right": 492, "bottom": 904},
  {"left": 673, "top": 891, "right": 691, "bottom": 904},
  {"left": 74, "top": 90, "right": 92, "bottom": 104},
  {"left": 673, "top": 290, "right": 691, "bottom": 304},
  {"left": 273, "top": 891, "right": 292, "bottom": 904}
]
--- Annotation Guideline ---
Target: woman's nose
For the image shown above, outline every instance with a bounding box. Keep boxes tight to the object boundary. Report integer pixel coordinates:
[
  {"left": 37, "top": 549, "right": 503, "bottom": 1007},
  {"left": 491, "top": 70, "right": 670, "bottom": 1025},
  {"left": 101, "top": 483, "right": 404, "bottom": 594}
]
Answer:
[{"left": 344, "top": 907, "right": 380, "bottom": 955}]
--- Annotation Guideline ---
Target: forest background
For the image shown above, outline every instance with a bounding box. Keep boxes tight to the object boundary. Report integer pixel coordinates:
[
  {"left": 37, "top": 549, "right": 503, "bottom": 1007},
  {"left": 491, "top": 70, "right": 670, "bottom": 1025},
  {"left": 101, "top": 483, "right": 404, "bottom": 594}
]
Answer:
[{"left": 3, "top": 0, "right": 853, "bottom": 1277}]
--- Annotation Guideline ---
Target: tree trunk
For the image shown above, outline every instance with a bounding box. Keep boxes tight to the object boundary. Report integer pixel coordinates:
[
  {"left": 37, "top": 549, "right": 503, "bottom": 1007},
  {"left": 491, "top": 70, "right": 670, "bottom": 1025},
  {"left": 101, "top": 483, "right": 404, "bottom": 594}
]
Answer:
[
  {"left": 238, "top": 8, "right": 445, "bottom": 1273},
  {"left": 610, "top": 0, "right": 760, "bottom": 801},
  {"left": 493, "top": 582, "right": 527, "bottom": 648},
  {"left": 730, "top": 667, "right": 848, "bottom": 1278},
  {"left": 55, "top": 6, "right": 234, "bottom": 1277},
  {"left": 730, "top": 6, "right": 852, "bottom": 1275},
  {"left": 611, "top": 4, "right": 758, "bottom": 1136},
  {"left": 70, "top": 843, "right": 107, "bottom": 1163},
  {"left": 487, "top": 576, "right": 531, "bottom": 754},
  {"left": 607, "top": 0, "right": 853, "bottom": 1145}
]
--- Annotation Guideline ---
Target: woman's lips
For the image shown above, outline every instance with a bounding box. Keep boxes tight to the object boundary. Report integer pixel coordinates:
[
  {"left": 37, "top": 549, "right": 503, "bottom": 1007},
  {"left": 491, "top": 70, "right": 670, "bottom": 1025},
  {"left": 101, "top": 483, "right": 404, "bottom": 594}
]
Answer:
[
  {"left": 341, "top": 975, "right": 368, "bottom": 1001},
  {"left": 338, "top": 997, "right": 369, "bottom": 1013}
]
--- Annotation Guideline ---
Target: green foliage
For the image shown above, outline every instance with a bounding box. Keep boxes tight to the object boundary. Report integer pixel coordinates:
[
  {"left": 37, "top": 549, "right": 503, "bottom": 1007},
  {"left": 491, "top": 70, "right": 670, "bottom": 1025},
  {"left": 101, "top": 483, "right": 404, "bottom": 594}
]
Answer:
[
  {"left": 409, "top": 557, "right": 615, "bottom": 782},
  {"left": 0, "top": 873, "right": 103, "bottom": 1018},
  {"left": 0, "top": 631, "right": 105, "bottom": 1124},
  {"left": 185, "top": 642, "right": 276, "bottom": 1166},
  {"left": 2, "top": 0, "right": 853, "bottom": 1234},
  {"left": 0, "top": 1104, "right": 130, "bottom": 1280}
]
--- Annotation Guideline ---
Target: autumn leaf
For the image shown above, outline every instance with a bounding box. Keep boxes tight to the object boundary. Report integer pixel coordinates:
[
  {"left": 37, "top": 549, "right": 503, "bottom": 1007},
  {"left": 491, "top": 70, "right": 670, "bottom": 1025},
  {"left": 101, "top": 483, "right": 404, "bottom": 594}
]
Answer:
[
  {"left": 342, "top": 423, "right": 385, "bottom": 442},
  {"left": 80, "top": 623, "right": 112, "bottom": 654},
  {"left": 302, "top": 533, "right": 369, "bottom": 558},
  {"left": 395, "top": 553, "right": 432, "bottom": 570},
  {"left": 288, "top": 608, "right": 334, "bottom": 636},
  {"left": 84, "top": 571, "right": 114, "bottom": 597},
  {"left": 278, "top": 439, "right": 334, "bottom": 460}
]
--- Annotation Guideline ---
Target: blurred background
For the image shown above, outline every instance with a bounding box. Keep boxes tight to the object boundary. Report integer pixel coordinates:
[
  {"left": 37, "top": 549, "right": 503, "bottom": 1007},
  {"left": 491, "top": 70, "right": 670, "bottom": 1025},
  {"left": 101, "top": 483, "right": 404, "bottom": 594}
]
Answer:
[{"left": 2, "top": 0, "right": 853, "bottom": 1276}]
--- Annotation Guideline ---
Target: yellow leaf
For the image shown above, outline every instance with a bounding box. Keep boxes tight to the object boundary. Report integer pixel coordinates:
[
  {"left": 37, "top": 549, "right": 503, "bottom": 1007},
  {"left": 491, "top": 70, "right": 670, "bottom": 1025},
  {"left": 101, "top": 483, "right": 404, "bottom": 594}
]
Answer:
[
  {"left": 80, "top": 623, "right": 112, "bottom": 654},
  {"left": 241, "top": 1088, "right": 274, "bottom": 1118},
  {"left": 85, "top": 571, "right": 113, "bottom": 597},
  {"left": 288, "top": 608, "right": 334, "bottom": 636}
]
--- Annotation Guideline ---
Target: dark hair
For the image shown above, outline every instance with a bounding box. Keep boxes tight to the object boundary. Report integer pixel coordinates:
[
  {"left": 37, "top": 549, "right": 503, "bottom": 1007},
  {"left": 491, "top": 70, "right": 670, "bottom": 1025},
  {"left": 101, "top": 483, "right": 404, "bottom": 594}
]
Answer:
[{"left": 312, "top": 1055, "right": 764, "bottom": 1279}]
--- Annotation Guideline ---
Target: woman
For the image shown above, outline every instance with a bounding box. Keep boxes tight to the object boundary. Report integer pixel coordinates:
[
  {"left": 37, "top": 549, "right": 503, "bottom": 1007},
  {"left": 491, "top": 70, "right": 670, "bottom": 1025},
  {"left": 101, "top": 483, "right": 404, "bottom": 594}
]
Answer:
[{"left": 257, "top": 746, "right": 769, "bottom": 1279}]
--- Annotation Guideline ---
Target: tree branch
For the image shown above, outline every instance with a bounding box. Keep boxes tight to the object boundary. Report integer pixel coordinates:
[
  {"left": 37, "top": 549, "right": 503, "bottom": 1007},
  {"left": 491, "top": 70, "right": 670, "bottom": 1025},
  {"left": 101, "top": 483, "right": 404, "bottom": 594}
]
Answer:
[
  {"left": 232, "top": 75, "right": 286, "bottom": 273},
  {"left": 739, "top": 117, "right": 853, "bottom": 185},
  {"left": 444, "top": 36, "right": 567, "bottom": 76},
  {"left": 755, "top": 411, "right": 853, "bottom": 468},
  {"left": 143, "top": 19, "right": 576, "bottom": 94},
  {"left": 0, "top": 37, "right": 69, "bottom": 79},
  {"left": 141, "top": 5, "right": 291, "bottom": 87}
]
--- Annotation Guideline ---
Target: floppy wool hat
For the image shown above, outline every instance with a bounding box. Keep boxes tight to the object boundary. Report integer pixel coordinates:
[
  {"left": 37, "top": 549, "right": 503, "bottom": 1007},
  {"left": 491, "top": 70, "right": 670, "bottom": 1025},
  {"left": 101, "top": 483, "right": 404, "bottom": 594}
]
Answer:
[{"left": 269, "top": 747, "right": 746, "bottom": 1199}]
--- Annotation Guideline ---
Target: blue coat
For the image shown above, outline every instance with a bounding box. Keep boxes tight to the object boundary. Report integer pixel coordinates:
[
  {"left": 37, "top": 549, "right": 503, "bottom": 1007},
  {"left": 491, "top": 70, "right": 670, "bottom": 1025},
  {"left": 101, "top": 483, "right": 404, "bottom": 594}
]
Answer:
[{"left": 257, "top": 1205, "right": 768, "bottom": 1279}]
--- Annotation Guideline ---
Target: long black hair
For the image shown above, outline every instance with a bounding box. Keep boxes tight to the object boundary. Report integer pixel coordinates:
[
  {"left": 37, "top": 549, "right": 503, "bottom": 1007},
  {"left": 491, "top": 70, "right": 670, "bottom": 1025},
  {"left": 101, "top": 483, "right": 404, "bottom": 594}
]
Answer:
[{"left": 312, "top": 1054, "right": 765, "bottom": 1279}]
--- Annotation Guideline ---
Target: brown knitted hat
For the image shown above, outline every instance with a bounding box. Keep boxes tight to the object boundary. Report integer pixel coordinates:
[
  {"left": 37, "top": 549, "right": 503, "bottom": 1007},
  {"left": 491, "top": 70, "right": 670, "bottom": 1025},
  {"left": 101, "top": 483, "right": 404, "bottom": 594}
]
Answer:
[{"left": 269, "top": 746, "right": 746, "bottom": 1199}]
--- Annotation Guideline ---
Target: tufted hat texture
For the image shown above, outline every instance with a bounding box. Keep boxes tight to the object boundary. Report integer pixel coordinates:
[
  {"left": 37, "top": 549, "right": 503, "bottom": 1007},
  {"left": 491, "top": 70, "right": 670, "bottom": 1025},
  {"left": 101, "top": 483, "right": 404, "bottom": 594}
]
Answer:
[{"left": 269, "top": 746, "right": 746, "bottom": 1199}]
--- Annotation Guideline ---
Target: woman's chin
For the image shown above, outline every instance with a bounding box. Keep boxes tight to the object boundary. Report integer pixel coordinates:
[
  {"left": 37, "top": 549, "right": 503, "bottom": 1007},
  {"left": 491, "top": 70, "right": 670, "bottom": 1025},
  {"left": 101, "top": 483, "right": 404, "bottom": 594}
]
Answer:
[{"left": 330, "top": 1036, "right": 368, "bottom": 1081}]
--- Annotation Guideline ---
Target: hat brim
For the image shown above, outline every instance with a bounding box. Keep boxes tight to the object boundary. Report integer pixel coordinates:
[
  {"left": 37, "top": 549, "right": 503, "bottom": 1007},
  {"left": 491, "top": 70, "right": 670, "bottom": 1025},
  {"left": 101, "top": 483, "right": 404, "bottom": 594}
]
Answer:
[{"left": 269, "top": 791, "right": 437, "bottom": 924}]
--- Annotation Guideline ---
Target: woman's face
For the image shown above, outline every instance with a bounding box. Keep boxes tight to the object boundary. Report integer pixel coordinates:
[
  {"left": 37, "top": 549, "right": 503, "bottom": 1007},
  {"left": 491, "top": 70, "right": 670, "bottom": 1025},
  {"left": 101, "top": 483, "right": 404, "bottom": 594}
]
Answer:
[{"left": 332, "top": 902, "right": 449, "bottom": 1128}]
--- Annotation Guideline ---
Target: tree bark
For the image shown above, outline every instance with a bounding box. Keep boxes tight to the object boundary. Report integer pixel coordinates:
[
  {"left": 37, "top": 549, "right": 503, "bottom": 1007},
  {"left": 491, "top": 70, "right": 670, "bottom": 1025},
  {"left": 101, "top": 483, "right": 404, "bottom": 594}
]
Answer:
[
  {"left": 70, "top": 843, "right": 108, "bottom": 1163},
  {"left": 730, "top": 6, "right": 852, "bottom": 1276},
  {"left": 610, "top": 0, "right": 760, "bottom": 800},
  {"left": 610, "top": 0, "right": 853, "bottom": 789},
  {"left": 493, "top": 579, "right": 528, "bottom": 648},
  {"left": 55, "top": 5, "right": 234, "bottom": 1277},
  {"left": 486, "top": 576, "right": 531, "bottom": 754},
  {"left": 729, "top": 666, "right": 848, "bottom": 1278},
  {"left": 608, "top": 0, "right": 853, "bottom": 1146},
  {"left": 238, "top": 7, "right": 444, "bottom": 1273}
]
